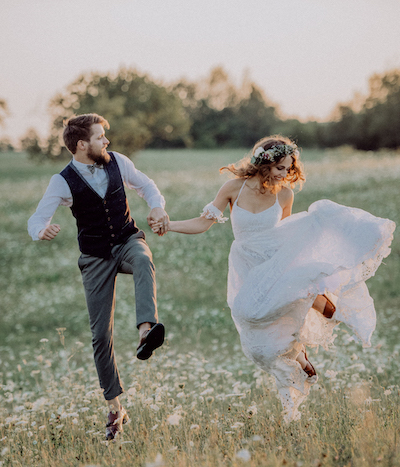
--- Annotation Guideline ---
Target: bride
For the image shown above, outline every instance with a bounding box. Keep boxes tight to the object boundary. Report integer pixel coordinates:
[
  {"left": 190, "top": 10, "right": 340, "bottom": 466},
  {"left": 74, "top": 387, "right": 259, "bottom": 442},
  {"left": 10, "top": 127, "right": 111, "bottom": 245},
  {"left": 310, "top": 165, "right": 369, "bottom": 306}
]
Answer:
[{"left": 152, "top": 135, "right": 395, "bottom": 421}]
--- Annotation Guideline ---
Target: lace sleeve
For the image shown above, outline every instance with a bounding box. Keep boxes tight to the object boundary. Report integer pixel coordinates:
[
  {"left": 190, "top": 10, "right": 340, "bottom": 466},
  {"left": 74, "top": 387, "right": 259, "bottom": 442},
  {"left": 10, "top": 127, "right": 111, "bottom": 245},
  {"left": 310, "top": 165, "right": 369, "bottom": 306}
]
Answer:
[{"left": 200, "top": 203, "right": 229, "bottom": 224}]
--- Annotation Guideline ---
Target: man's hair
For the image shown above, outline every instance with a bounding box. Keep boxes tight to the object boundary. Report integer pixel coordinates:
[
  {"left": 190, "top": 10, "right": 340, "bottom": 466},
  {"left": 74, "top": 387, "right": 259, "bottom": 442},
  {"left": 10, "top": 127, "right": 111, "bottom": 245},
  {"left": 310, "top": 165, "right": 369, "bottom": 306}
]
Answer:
[{"left": 63, "top": 113, "right": 110, "bottom": 154}]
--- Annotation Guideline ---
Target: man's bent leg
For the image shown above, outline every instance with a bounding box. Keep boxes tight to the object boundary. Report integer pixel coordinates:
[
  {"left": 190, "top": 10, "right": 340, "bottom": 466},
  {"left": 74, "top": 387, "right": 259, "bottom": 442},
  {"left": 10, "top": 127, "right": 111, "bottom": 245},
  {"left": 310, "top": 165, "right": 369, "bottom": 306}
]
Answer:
[
  {"left": 78, "top": 254, "right": 123, "bottom": 400},
  {"left": 118, "top": 234, "right": 158, "bottom": 327},
  {"left": 118, "top": 234, "right": 164, "bottom": 359}
]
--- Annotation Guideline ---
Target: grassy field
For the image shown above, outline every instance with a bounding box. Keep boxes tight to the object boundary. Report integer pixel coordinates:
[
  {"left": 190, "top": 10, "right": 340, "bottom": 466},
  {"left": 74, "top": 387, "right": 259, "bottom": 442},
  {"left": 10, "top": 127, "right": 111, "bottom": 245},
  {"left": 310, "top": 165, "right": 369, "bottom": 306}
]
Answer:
[{"left": 0, "top": 147, "right": 399, "bottom": 467}]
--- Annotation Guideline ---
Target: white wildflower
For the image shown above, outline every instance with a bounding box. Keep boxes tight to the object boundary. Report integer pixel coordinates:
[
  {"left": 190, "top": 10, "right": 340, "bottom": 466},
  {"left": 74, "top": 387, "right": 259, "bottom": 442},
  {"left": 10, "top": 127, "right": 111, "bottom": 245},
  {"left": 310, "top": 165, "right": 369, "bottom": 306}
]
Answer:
[
  {"left": 236, "top": 449, "right": 251, "bottom": 462},
  {"left": 166, "top": 413, "right": 181, "bottom": 426},
  {"left": 231, "top": 422, "right": 245, "bottom": 429},
  {"left": 127, "top": 387, "right": 136, "bottom": 396},
  {"left": 365, "top": 397, "right": 381, "bottom": 405},
  {"left": 325, "top": 370, "right": 338, "bottom": 379},
  {"left": 384, "top": 389, "right": 392, "bottom": 396},
  {"left": 145, "top": 453, "right": 164, "bottom": 467}
]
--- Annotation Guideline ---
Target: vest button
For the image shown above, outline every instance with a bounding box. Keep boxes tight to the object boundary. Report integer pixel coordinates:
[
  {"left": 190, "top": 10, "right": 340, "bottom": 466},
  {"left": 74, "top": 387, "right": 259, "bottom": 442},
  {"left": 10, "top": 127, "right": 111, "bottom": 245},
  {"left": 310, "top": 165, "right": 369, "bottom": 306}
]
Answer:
[
  {"left": 110, "top": 243, "right": 114, "bottom": 246},
  {"left": 103, "top": 200, "right": 106, "bottom": 204},
  {"left": 111, "top": 234, "right": 115, "bottom": 238},
  {"left": 109, "top": 225, "right": 113, "bottom": 229},
  {"left": 107, "top": 217, "right": 111, "bottom": 221},
  {"left": 105, "top": 209, "right": 109, "bottom": 213}
]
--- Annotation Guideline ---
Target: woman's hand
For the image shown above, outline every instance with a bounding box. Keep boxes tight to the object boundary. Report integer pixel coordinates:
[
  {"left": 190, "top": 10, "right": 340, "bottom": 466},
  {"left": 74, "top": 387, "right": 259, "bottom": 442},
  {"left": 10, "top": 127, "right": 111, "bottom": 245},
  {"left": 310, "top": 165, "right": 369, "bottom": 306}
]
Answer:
[
  {"left": 150, "top": 220, "right": 168, "bottom": 236},
  {"left": 147, "top": 207, "right": 169, "bottom": 235}
]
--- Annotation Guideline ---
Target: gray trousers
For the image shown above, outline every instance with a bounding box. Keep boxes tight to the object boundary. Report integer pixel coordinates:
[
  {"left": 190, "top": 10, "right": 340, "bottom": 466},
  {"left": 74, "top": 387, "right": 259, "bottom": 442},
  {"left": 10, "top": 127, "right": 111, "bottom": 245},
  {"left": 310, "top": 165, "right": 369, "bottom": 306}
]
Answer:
[{"left": 78, "top": 232, "right": 158, "bottom": 400}]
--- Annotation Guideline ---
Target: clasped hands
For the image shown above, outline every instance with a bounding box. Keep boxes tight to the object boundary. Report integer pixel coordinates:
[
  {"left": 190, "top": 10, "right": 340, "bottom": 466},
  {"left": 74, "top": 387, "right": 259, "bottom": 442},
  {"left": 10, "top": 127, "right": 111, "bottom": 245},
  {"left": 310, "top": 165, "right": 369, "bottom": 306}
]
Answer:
[{"left": 147, "top": 207, "right": 170, "bottom": 236}]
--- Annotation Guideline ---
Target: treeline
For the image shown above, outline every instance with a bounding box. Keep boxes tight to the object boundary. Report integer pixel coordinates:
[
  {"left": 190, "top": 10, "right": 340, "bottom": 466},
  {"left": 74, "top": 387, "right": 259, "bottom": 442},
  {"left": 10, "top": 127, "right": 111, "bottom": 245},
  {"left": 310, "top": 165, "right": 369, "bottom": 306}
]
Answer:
[{"left": 7, "top": 66, "right": 400, "bottom": 159}]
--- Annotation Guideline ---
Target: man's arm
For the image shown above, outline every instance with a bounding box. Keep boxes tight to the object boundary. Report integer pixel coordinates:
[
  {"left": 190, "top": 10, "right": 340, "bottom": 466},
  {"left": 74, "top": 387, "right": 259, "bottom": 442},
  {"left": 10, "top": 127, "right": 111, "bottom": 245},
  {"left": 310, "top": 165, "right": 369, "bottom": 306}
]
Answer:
[
  {"left": 114, "top": 152, "right": 166, "bottom": 209},
  {"left": 28, "top": 174, "right": 72, "bottom": 241},
  {"left": 114, "top": 152, "right": 168, "bottom": 233}
]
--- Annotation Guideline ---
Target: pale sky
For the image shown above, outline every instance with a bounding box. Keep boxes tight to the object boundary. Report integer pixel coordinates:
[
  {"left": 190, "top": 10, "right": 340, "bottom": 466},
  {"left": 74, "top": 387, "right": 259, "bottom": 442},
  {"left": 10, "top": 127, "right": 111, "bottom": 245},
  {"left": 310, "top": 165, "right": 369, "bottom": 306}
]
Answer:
[{"left": 1, "top": 0, "right": 400, "bottom": 143}]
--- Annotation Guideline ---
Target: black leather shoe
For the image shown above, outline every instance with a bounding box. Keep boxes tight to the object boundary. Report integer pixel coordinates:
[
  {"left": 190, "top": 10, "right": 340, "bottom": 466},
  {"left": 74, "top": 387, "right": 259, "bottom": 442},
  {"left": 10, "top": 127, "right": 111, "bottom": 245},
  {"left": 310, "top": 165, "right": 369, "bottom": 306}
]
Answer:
[
  {"left": 105, "top": 407, "right": 129, "bottom": 440},
  {"left": 137, "top": 323, "right": 165, "bottom": 360}
]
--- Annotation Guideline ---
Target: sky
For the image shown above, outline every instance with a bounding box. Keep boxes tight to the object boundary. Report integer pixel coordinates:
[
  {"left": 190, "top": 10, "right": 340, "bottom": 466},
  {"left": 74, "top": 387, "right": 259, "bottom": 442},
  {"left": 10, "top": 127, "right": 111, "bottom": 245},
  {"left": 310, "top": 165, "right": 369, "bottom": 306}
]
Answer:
[{"left": 1, "top": 0, "right": 400, "bottom": 144}]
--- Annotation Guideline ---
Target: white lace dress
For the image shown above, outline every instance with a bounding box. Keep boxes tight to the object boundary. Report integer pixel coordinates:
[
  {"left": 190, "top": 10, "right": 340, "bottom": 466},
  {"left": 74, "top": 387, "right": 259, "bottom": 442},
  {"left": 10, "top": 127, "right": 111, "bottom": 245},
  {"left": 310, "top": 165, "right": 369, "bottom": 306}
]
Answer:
[{"left": 202, "top": 181, "right": 396, "bottom": 422}]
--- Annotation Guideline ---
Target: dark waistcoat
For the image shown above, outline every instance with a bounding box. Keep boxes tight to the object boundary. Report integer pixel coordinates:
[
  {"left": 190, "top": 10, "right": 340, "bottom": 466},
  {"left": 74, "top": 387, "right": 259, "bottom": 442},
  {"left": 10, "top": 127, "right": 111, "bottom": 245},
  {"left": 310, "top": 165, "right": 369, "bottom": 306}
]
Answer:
[{"left": 60, "top": 152, "right": 140, "bottom": 258}]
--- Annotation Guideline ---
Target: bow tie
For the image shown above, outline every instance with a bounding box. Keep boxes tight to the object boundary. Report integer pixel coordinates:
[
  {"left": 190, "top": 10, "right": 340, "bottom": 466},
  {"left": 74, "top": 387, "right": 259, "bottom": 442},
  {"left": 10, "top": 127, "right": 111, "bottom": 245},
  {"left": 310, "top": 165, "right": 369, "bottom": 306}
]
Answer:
[{"left": 88, "top": 163, "right": 104, "bottom": 174}]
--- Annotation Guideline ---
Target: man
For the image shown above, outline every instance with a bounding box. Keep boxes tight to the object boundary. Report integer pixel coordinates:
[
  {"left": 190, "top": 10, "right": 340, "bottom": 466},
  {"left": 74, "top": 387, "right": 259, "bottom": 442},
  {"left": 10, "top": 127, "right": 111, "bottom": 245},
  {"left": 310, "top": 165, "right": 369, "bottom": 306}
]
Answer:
[{"left": 28, "top": 113, "right": 168, "bottom": 440}]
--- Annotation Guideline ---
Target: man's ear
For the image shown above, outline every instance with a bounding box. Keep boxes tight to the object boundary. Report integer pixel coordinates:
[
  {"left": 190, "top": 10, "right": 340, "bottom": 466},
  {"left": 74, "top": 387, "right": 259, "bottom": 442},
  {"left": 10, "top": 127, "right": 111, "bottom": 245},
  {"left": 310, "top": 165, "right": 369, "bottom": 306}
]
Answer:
[{"left": 77, "top": 140, "right": 87, "bottom": 151}]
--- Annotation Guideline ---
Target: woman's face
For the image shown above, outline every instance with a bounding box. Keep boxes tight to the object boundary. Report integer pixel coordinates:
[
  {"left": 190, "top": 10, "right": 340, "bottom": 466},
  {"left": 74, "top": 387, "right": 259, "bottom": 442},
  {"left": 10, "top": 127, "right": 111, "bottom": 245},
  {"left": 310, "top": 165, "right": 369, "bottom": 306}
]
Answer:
[{"left": 270, "top": 155, "right": 292, "bottom": 181}]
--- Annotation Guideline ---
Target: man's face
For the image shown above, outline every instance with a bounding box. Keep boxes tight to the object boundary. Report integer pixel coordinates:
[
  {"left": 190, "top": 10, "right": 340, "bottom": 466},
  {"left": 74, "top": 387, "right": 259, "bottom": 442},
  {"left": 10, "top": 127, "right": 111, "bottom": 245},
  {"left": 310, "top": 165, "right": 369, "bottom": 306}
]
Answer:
[{"left": 87, "top": 123, "right": 111, "bottom": 164}]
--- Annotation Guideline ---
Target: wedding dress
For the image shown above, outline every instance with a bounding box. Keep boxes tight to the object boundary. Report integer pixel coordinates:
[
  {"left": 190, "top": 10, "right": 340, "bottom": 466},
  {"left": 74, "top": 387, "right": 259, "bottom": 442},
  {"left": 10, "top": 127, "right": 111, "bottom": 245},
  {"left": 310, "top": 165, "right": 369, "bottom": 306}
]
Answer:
[{"left": 205, "top": 181, "right": 396, "bottom": 422}]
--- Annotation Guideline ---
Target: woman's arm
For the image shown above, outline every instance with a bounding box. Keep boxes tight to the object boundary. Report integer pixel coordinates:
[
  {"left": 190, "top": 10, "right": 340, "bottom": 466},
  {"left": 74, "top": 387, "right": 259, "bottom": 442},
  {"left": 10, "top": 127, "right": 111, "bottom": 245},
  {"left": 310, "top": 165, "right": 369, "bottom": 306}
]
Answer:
[
  {"left": 279, "top": 187, "right": 294, "bottom": 220},
  {"left": 163, "top": 180, "right": 237, "bottom": 235},
  {"left": 168, "top": 217, "right": 215, "bottom": 234}
]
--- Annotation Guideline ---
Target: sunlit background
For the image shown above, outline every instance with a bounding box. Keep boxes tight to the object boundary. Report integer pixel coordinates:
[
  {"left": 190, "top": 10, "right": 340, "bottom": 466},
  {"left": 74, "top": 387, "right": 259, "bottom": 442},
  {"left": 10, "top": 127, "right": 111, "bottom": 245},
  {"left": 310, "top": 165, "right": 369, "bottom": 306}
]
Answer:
[{"left": 1, "top": 0, "right": 400, "bottom": 144}]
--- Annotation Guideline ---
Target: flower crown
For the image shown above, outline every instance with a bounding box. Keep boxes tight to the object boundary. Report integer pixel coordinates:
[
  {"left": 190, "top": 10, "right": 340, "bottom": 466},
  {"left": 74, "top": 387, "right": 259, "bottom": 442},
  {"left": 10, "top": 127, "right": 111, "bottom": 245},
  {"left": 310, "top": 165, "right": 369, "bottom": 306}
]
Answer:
[{"left": 251, "top": 144, "right": 298, "bottom": 165}]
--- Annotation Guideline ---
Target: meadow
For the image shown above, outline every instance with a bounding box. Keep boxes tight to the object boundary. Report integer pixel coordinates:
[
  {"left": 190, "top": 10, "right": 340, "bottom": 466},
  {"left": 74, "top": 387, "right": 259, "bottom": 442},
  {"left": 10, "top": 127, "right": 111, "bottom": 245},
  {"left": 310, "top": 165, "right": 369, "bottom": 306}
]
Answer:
[{"left": 0, "top": 147, "right": 399, "bottom": 467}]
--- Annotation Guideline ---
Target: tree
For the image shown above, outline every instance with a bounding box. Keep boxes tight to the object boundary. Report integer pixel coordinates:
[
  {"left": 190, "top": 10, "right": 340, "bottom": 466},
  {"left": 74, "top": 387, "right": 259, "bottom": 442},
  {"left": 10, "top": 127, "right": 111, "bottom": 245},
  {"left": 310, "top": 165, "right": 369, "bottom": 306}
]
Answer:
[
  {"left": 0, "top": 99, "right": 8, "bottom": 126},
  {"left": 360, "top": 69, "right": 400, "bottom": 149},
  {"left": 171, "top": 67, "right": 280, "bottom": 148},
  {"left": 39, "top": 69, "right": 191, "bottom": 159},
  {"left": 232, "top": 84, "right": 278, "bottom": 147},
  {"left": 20, "top": 129, "right": 44, "bottom": 161},
  {"left": 323, "top": 69, "right": 400, "bottom": 150}
]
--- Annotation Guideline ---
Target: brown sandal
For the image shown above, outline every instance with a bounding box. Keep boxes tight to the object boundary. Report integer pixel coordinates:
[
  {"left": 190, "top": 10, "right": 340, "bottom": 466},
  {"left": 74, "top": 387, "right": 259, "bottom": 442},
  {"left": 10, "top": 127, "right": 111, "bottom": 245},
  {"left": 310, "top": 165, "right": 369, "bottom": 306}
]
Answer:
[
  {"left": 303, "top": 351, "right": 317, "bottom": 378},
  {"left": 322, "top": 294, "right": 336, "bottom": 319}
]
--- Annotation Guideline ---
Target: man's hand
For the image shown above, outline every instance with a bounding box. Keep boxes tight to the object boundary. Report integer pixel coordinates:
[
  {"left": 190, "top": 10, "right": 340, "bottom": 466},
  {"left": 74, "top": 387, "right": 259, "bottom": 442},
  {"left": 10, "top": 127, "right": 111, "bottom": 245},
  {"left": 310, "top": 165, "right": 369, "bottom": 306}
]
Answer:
[
  {"left": 38, "top": 224, "right": 61, "bottom": 241},
  {"left": 149, "top": 219, "right": 169, "bottom": 236},
  {"left": 147, "top": 208, "right": 169, "bottom": 236}
]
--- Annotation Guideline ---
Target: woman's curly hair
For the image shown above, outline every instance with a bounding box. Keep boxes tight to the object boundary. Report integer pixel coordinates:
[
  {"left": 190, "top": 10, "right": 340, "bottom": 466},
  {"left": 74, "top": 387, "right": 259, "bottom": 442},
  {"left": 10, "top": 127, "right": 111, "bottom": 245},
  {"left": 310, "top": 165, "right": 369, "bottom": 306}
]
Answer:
[{"left": 220, "top": 135, "right": 306, "bottom": 194}]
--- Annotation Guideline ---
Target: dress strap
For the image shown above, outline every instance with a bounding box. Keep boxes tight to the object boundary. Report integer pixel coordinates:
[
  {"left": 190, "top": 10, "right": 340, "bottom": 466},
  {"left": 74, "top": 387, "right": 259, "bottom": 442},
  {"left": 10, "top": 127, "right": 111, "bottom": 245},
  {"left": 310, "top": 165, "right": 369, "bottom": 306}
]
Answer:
[{"left": 235, "top": 180, "right": 247, "bottom": 204}]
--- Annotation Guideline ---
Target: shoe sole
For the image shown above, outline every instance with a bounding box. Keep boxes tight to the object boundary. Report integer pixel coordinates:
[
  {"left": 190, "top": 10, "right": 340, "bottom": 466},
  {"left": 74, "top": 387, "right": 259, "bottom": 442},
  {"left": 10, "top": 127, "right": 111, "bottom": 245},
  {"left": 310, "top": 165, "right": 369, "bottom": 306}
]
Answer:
[{"left": 137, "top": 323, "right": 165, "bottom": 360}]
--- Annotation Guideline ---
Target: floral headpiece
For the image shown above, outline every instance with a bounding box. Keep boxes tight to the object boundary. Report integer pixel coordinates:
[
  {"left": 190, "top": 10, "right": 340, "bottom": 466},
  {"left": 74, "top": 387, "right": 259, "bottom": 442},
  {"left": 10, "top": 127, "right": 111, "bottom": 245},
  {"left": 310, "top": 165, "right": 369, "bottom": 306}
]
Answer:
[{"left": 251, "top": 144, "right": 298, "bottom": 165}]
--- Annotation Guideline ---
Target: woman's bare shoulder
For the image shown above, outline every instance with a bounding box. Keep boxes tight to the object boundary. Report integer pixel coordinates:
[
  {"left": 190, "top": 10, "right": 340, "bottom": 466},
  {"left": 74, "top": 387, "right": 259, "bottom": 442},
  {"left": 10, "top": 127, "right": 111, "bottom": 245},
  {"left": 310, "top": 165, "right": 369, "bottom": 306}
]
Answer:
[
  {"left": 219, "top": 178, "right": 245, "bottom": 195},
  {"left": 213, "top": 178, "right": 246, "bottom": 206},
  {"left": 278, "top": 186, "right": 294, "bottom": 203}
]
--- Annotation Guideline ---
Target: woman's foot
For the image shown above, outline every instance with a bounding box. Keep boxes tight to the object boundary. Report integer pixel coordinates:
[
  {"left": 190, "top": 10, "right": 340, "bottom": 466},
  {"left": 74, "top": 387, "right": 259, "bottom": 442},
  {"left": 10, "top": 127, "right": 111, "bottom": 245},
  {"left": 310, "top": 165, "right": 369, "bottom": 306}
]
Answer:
[
  {"left": 297, "top": 351, "right": 317, "bottom": 378},
  {"left": 312, "top": 294, "right": 336, "bottom": 319}
]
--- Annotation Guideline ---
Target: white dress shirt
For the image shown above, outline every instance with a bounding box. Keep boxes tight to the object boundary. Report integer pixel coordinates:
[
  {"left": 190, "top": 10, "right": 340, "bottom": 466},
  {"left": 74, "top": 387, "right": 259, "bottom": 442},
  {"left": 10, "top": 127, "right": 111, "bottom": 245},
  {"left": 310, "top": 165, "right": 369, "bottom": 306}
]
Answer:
[{"left": 28, "top": 151, "right": 166, "bottom": 241}]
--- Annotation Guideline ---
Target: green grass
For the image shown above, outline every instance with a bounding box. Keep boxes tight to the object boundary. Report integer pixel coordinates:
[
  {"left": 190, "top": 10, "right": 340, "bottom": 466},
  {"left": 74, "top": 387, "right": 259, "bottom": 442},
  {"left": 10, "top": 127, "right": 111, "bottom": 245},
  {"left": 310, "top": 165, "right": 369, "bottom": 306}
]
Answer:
[{"left": 0, "top": 147, "right": 399, "bottom": 466}]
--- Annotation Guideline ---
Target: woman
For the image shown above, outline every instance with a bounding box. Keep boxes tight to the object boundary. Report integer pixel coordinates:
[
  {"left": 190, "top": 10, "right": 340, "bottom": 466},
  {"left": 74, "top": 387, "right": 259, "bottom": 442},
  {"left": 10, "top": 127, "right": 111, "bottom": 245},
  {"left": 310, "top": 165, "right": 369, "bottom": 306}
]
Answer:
[{"left": 153, "top": 135, "right": 395, "bottom": 421}]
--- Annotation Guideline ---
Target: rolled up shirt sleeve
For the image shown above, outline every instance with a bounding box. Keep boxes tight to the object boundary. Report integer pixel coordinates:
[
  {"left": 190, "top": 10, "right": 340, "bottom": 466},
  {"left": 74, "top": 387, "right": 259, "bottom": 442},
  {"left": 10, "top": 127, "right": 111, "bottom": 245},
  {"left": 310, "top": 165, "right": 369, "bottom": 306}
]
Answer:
[
  {"left": 114, "top": 152, "right": 166, "bottom": 209},
  {"left": 27, "top": 174, "right": 72, "bottom": 241}
]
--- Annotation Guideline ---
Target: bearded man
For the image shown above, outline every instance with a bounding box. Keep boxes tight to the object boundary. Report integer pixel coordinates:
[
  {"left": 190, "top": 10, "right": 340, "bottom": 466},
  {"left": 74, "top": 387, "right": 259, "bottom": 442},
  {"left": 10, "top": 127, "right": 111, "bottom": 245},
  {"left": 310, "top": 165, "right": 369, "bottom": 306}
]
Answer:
[{"left": 28, "top": 113, "right": 167, "bottom": 439}]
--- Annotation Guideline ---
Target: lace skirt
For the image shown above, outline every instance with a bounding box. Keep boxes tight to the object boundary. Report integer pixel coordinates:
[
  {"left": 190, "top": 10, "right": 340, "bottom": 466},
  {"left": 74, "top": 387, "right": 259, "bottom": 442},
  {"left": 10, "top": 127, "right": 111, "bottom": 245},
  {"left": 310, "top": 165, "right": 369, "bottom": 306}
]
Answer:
[{"left": 227, "top": 200, "right": 396, "bottom": 422}]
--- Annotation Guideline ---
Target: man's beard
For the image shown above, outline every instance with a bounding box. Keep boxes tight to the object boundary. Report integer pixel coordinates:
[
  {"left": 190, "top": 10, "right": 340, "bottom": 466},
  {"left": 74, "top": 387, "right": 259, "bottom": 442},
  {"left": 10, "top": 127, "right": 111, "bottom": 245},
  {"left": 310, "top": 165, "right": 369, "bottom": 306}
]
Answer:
[{"left": 87, "top": 144, "right": 111, "bottom": 165}]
